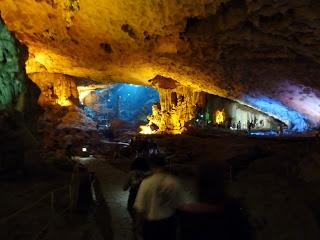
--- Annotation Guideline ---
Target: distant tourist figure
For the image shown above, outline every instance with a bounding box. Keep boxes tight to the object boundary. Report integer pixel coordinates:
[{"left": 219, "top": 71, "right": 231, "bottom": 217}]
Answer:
[
  {"left": 237, "top": 121, "right": 241, "bottom": 130},
  {"left": 149, "top": 140, "right": 158, "bottom": 155},
  {"left": 63, "top": 130, "right": 73, "bottom": 158},
  {"left": 135, "top": 138, "right": 150, "bottom": 157},
  {"left": 177, "top": 162, "right": 252, "bottom": 240},
  {"left": 278, "top": 123, "right": 284, "bottom": 135},
  {"left": 71, "top": 164, "right": 95, "bottom": 213},
  {"left": 247, "top": 121, "right": 254, "bottom": 133},
  {"left": 123, "top": 157, "right": 150, "bottom": 218},
  {"left": 134, "top": 154, "right": 184, "bottom": 240},
  {"left": 316, "top": 127, "right": 320, "bottom": 140}
]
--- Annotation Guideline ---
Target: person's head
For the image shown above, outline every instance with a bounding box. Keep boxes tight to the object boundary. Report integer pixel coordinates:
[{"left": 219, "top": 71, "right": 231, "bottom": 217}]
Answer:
[
  {"left": 195, "top": 161, "right": 226, "bottom": 204},
  {"left": 131, "top": 157, "right": 150, "bottom": 172},
  {"left": 149, "top": 154, "right": 167, "bottom": 170}
]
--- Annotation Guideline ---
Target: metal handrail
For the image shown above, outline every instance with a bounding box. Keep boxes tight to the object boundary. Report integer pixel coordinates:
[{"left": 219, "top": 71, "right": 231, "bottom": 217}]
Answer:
[{"left": 0, "top": 185, "right": 71, "bottom": 225}]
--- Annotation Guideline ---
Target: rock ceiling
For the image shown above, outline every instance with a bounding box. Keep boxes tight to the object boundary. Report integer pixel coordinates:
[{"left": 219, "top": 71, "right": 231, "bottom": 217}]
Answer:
[{"left": 0, "top": 0, "right": 320, "bottom": 127}]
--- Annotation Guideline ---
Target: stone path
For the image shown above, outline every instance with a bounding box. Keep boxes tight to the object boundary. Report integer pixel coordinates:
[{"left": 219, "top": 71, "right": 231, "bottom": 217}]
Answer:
[
  {"left": 84, "top": 155, "right": 195, "bottom": 240},
  {"left": 89, "top": 160, "right": 132, "bottom": 240}
]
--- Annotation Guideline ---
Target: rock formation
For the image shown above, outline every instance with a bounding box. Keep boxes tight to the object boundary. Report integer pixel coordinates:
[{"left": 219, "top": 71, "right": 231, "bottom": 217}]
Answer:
[
  {"left": 0, "top": 1, "right": 319, "bottom": 128},
  {"left": 147, "top": 75, "right": 201, "bottom": 134},
  {"left": 29, "top": 72, "right": 79, "bottom": 106},
  {"left": 0, "top": 19, "right": 25, "bottom": 110}
]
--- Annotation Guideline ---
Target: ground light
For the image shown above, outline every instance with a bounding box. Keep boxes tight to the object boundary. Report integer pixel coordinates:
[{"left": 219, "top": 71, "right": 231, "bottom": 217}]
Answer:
[
  {"left": 215, "top": 110, "right": 225, "bottom": 124},
  {"left": 139, "top": 125, "right": 155, "bottom": 134}
]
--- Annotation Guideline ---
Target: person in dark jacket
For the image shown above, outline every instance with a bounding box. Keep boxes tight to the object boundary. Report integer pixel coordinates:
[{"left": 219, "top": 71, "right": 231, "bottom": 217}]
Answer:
[
  {"left": 177, "top": 161, "right": 252, "bottom": 240},
  {"left": 123, "top": 157, "right": 150, "bottom": 217}
]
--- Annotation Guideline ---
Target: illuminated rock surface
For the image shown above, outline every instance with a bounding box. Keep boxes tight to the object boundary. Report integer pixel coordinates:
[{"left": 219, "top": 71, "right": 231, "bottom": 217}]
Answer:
[
  {"left": 29, "top": 72, "right": 79, "bottom": 106},
  {"left": 0, "top": 19, "right": 24, "bottom": 109},
  {"left": 148, "top": 75, "right": 202, "bottom": 133},
  {"left": 1, "top": 0, "right": 320, "bottom": 128}
]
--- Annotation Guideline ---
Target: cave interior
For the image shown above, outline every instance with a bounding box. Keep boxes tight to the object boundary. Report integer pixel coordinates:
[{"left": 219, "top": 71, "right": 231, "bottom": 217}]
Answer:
[{"left": 1, "top": 1, "right": 320, "bottom": 240}]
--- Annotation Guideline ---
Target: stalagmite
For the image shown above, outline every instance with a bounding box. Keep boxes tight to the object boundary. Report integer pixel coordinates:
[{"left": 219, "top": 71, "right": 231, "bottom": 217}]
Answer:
[{"left": 144, "top": 75, "right": 201, "bottom": 134}]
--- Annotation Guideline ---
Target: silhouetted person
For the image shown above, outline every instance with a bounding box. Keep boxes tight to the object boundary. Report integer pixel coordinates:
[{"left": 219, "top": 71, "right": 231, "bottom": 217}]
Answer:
[
  {"left": 237, "top": 121, "right": 241, "bottom": 130},
  {"left": 72, "top": 165, "right": 95, "bottom": 213},
  {"left": 134, "top": 154, "right": 184, "bottom": 240},
  {"left": 247, "top": 121, "right": 253, "bottom": 133},
  {"left": 279, "top": 123, "right": 284, "bottom": 135},
  {"left": 149, "top": 140, "right": 158, "bottom": 155},
  {"left": 177, "top": 162, "right": 252, "bottom": 240},
  {"left": 136, "top": 139, "right": 150, "bottom": 157},
  {"left": 123, "top": 157, "right": 150, "bottom": 218},
  {"left": 316, "top": 127, "right": 320, "bottom": 140},
  {"left": 63, "top": 129, "right": 73, "bottom": 158}
]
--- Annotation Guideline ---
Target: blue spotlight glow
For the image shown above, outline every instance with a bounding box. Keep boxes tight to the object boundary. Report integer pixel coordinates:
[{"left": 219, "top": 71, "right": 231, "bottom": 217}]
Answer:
[
  {"left": 243, "top": 96, "right": 308, "bottom": 132},
  {"left": 107, "top": 83, "right": 159, "bottom": 121}
]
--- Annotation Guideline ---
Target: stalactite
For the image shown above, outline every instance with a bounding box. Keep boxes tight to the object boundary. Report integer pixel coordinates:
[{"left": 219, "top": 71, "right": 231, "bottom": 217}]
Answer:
[{"left": 144, "top": 76, "right": 201, "bottom": 134}]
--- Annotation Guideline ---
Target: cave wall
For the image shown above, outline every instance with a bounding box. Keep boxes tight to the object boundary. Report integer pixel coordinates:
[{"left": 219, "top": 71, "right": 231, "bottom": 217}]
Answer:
[
  {"left": 205, "top": 95, "right": 281, "bottom": 130},
  {"left": 0, "top": 18, "right": 42, "bottom": 171},
  {"left": 0, "top": 18, "right": 41, "bottom": 129},
  {"left": 1, "top": 1, "right": 320, "bottom": 129},
  {"left": 29, "top": 72, "right": 79, "bottom": 107},
  {"left": 0, "top": 19, "right": 25, "bottom": 110}
]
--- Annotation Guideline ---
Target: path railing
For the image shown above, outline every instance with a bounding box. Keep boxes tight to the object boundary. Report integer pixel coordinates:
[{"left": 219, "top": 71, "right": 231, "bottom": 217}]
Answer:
[{"left": 0, "top": 184, "right": 72, "bottom": 240}]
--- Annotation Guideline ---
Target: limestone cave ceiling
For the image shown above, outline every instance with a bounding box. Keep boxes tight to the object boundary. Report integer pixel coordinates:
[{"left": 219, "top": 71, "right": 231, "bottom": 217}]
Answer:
[{"left": 0, "top": 0, "right": 320, "bottom": 127}]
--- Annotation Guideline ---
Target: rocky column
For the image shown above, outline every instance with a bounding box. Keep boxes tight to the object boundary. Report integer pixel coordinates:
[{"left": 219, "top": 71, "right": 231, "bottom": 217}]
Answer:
[
  {"left": 148, "top": 75, "right": 201, "bottom": 134},
  {"left": 29, "top": 72, "right": 79, "bottom": 107}
]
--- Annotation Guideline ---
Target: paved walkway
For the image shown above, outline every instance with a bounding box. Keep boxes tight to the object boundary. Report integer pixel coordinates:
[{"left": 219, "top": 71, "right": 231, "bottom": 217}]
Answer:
[
  {"left": 84, "top": 156, "right": 194, "bottom": 240},
  {"left": 89, "top": 160, "right": 132, "bottom": 240}
]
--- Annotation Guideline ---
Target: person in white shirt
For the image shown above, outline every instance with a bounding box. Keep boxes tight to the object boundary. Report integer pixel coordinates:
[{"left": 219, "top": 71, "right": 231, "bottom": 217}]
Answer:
[{"left": 134, "top": 154, "right": 184, "bottom": 240}]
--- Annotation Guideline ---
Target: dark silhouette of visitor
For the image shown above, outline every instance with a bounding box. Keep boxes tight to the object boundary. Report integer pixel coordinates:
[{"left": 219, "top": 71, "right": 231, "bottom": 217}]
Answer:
[
  {"left": 148, "top": 140, "right": 158, "bottom": 155},
  {"left": 134, "top": 154, "right": 184, "bottom": 240},
  {"left": 73, "top": 164, "right": 95, "bottom": 213},
  {"left": 63, "top": 129, "right": 73, "bottom": 158},
  {"left": 177, "top": 161, "right": 252, "bottom": 240},
  {"left": 237, "top": 121, "right": 241, "bottom": 130},
  {"left": 123, "top": 157, "right": 150, "bottom": 218}
]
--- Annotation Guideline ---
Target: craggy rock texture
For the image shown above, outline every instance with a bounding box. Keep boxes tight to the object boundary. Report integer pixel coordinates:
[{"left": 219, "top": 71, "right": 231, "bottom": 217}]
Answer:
[
  {"left": 0, "top": 18, "right": 41, "bottom": 130},
  {"left": 0, "top": 19, "right": 24, "bottom": 109},
  {"left": 1, "top": 1, "right": 320, "bottom": 126},
  {"left": 29, "top": 73, "right": 79, "bottom": 106},
  {"left": 148, "top": 75, "right": 201, "bottom": 133},
  {"left": 230, "top": 151, "right": 320, "bottom": 240}
]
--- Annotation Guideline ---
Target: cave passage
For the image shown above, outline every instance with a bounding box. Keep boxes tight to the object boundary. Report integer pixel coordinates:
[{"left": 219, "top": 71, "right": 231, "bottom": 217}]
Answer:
[
  {"left": 81, "top": 83, "right": 159, "bottom": 127},
  {"left": 2, "top": 2, "right": 320, "bottom": 240}
]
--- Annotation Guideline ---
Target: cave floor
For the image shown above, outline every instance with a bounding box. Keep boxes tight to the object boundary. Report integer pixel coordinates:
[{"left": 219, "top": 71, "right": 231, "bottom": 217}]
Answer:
[
  {"left": 87, "top": 157, "right": 133, "bottom": 240},
  {"left": 82, "top": 153, "right": 194, "bottom": 240}
]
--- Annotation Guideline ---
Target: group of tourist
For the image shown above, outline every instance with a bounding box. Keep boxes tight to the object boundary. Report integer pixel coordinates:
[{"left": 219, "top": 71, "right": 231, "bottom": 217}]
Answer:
[
  {"left": 129, "top": 137, "right": 158, "bottom": 156},
  {"left": 123, "top": 154, "right": 252, "bottom": 240}
]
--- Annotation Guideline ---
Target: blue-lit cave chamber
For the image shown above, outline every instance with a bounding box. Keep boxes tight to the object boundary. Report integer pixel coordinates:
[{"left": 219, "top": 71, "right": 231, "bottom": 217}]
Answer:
[
  {"left": 190, "top": 93, "right": 286, "bottom": 136},
  {"left": 78, "top": 83, "right": 159, "bottom": 136}
]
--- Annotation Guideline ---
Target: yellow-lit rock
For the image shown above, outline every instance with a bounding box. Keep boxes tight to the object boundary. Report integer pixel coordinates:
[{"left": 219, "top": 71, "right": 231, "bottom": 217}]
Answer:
[
  {"left": 0, "top": 0, "right": 227, "bottom": 95},
  {"left": 29, "top": 73, "right": 79, "bottom": 106},
  {"left": 1, "top": 0, "right": 320, "bottom": 125},
  {"left": 146, "top": 76, "right": 201, "bottom": 134},
  {"left": 215, "top": 110, "right": 225, "bottom": 124}
]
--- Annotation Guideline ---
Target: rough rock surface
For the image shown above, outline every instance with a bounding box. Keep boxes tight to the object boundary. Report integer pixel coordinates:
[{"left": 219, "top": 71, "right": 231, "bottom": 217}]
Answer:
[
  {"left": 230, "top": 152, "right": 320, "bottom": 240},
  {"left": 0, "top": 19, "right": 24, "bottom": 109},
  {"left": 148, "top": 75, "right": 201, "bottom": 133},
  {"left": 29, "top": 72, "right": 79, "bottom": 106},
  {"left": 1, "top": 1, "right": 320, "bottom": 126}
]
